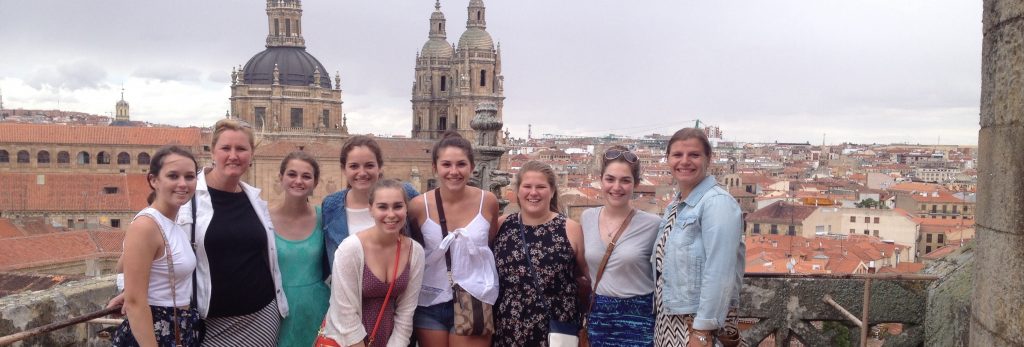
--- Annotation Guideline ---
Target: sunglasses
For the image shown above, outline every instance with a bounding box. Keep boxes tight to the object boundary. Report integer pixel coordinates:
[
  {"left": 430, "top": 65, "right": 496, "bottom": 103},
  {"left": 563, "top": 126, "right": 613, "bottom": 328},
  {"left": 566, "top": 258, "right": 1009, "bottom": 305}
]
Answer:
[{"left": 604, "top": 149, "right": 638, "bottom": 163}]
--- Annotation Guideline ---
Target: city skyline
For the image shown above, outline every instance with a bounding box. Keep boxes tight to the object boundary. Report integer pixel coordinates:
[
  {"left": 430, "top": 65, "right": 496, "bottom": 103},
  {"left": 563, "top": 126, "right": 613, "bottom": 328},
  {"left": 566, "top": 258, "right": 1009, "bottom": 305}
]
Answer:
[{"left": 0, "top": 0, "right": 982, "bottom": 145}]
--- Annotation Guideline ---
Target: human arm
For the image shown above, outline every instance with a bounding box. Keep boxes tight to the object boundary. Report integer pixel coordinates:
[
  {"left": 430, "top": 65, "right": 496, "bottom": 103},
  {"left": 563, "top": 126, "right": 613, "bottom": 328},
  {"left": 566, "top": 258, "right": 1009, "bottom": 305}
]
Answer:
[
  {"left": 122, "top": 216, "right": 163, "bottom": 347},
  {"left": 388, "top": 239, "right": 424, "bottom": 347},
  {"left": 693, "top": 195, "right": 743, "bottom": 331},
  {"left": 565, "top": 218, "right": 592, "bottom": 314},
  {"left": 324, "top": 237, "right": 368, "bottom": 346}
]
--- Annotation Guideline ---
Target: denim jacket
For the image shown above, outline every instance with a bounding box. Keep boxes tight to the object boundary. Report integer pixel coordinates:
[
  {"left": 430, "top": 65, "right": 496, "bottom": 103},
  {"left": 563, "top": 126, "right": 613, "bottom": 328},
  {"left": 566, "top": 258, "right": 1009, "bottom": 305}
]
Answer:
[
  {"left": 652, "top": 175, "right": 745, "bottom": 330},
  {"left": 321, "top": 182, "right": 420, "bottom": 267}
]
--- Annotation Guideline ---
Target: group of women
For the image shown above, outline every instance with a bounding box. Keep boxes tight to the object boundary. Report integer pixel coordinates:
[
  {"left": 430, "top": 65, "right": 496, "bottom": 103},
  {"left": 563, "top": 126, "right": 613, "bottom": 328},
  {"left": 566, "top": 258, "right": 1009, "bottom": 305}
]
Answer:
[{"left": 111, "top": 122, "right": 744, "bottom": 347}]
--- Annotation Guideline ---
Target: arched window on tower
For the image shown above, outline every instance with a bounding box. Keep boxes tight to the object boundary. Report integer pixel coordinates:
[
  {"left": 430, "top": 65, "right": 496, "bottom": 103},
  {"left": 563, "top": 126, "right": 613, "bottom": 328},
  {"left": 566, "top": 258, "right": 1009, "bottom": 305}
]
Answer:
[
  {"left": 477, "top": 11, "right": 481, "bottom": 20},
  {"left": 275, "top": 19, "right": 280, "bottom": 36},
  {"left": 37, "top": 150, "right": 50, "bottom": 164},
  {"left": 117, "top": 152, "right": 131, "bottom": 165},
  {"left": 17, "top": 150, "right": 29, "bottom": 163},
  {"left": 440, "top": 76, "right": 447, "bottom": 91},
  {"left": 0, "top": 150, "right": 8, "bottom": 163},
  {"left": 286, "top": 19, "right": 292, "bottom": 36},
  {"left": 480, "top": 70, "right": 486, "bottom": 87},
  {"left": 77, "top": 151, "right": 90, "bottom": 165},
  {"left": 57, "top": 151, "right": 70, "bottom": 164},
  {"left": 138, "top": 152, "right": 151, "bottom": 165},
  {"left": 438, "top": 23, "right": 443, "bottom": 32},
  {"left": 97, "top": 151, "right": 111, "bottom": 165},
  {"left": 439, "top": 116, "right": 447, "bottom": 131}
]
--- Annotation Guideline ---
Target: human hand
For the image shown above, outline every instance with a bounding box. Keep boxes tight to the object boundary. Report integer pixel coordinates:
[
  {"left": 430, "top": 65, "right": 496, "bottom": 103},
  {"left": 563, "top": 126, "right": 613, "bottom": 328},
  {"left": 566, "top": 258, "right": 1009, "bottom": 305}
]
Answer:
[{"left": 106, "top": 293, "right": 126, "bottom": 317}]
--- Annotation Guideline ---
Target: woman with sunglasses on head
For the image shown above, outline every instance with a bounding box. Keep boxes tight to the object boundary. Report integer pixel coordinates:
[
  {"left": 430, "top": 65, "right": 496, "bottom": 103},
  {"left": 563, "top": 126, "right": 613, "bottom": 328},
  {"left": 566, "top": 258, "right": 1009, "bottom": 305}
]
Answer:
[
  {"left": 408, "top": 131, "right": 500, "bottom": 347},
  {"left": 582, "top": 146, "right": 662, "bottom": 346},
  {"left": 270, "top": 151, "right": 329, "bottom": 347},
  {"left": 492, "top": 160, "right": 590, "bottom": 347},
  {"left": 113, "top": 146, "right": 200, "bottom": 347},
  {"left": 654, "top": 129, "right": 744, "bottom": 347},
  {"left": 320, "top": 179, "right": 425, "bottom": 347}
]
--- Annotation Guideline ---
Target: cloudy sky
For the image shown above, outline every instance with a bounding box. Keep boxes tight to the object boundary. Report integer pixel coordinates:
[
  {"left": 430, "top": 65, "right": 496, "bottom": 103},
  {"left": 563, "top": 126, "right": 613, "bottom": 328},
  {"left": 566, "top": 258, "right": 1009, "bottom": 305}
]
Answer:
[{"left": 0, "top": 0, "right": 982, "bottom": 145}]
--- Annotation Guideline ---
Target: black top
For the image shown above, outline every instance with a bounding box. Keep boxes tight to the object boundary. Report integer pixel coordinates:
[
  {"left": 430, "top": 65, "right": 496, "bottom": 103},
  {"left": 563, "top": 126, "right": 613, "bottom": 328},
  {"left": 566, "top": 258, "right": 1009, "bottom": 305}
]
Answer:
[{"left": 205, "top": 187, "right": 276, "bottom": 317}]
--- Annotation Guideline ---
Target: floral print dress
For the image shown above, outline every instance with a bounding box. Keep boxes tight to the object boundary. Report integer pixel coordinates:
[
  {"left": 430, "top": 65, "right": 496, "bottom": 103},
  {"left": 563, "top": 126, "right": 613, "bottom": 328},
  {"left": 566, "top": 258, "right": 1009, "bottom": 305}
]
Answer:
[{"left": 493, "top": 213, "right": 581, "bottom": 347}]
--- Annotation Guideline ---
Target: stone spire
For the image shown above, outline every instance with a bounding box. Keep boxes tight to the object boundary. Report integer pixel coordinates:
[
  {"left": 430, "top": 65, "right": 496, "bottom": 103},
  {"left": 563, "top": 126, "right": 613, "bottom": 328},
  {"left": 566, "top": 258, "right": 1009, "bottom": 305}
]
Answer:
[
  {"left": 265, "top": 0, "right": 306, "bottom": 48},
  {"left": 115, "top": 86, "right": 129, "bottom": 123},
  {"left": 466, "top": 0, "right": 486, "bottom": 29},
  {"left": 430, "top": 0, "right": 447, "bottom": 39}
]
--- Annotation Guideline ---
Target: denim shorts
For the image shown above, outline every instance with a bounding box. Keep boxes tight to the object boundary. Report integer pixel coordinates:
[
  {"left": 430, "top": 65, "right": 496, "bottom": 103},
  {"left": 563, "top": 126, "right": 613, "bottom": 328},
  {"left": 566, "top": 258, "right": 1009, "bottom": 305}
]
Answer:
[{"left": 413, "top": 300, "right": 455, "bottom": 332}]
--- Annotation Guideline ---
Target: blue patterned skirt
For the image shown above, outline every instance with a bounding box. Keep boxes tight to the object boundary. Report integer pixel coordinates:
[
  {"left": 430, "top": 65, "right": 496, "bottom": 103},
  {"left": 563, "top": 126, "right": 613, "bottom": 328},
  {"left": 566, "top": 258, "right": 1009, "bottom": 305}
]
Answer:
[
  {"left": 587, "top": 293, "right": 655, "bottom": 347},
  {"left": 112, "top": 305, "right": 201, "bottom": 347}
]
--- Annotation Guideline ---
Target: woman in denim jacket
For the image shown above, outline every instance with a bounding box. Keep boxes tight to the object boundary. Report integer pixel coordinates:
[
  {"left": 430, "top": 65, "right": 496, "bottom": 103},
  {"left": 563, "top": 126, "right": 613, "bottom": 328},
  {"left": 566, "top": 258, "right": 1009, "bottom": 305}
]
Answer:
[{"left": 652, "top": 128, "right": 745, "bottom": 347}]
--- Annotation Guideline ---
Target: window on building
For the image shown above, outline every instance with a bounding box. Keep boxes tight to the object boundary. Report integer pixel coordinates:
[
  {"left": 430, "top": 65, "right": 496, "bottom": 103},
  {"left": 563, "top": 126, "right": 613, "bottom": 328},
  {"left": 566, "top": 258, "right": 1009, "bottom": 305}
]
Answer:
[
  {"left": 286, "top": 19, "right": 291, "bottom": 36},
  {"left": 440, "top": 76, "right": 447, "bottom": 91},
  {"left": 255, "top": 107, "right": 266, "bottom": 129},
  {"left": 274, "top": 19, "right": 280, "bottom": 35},
  {"left": 927, "top": 234, "right": 932, "bottom": 243},
  {"left": 873, "top": 230, "right": 879, "bottom": 237},
  {"left": 290, "top": 108, "right": 303, "bottom": 128},
  {"left": 953, "top": 205, "right": 959, "bottom": 213},
  {"left": 138, "top": 152, "right": 151, "bottom": 165},
  {"left": 864, "top": 217, "right": 870, "bottom": 223},
  {"left": 480, "top": 70, "right": 486, "bottom": 87},
  {"left": 98, "top": 152, "right": 112, "bottom": 165},
  {"left": 0, "top": 150, "right": 8, "bottom": 163},
  {"left": 321, "top": 110, "right": 330, "bottom": 128},
  {"left": 477, "top": 11, "right": 481, "bottom": 20},
  {"left": 864, "top": 229, "right": 870, "bottom": 235},
  {"left": 110, "top": 219, "right": 121, "bottom": 228},
  {"left": 938, "top": 234, "right": 945, "bottom": 244},
  {"left": 770, "top": 224, "right": 778, "bottom": 235},
  {"left": 57, "top": 151, "right": 70, "bottom": 164},
  {"left": 117, "top": 152, "right": 131, "bottom": 165},
  {"left": 873, "top": 217, "right": 880, "bottom": 224},
  {"left": 787, "top": 225, "right": 795, "bottom": 236},
  {"left": 921, "top": 204, "right": 926, "bottom": 211},
  {"left": 77, "top": 151, "right": 91, "bottom": 164},
  {"left": 67, "top": 219, "right": 74, "bottom": 229},
  {"left": 850, "top": 216, "right": 856, "bottom": 223},
  {"left": 850, "top": 228, "right": 855, "bottom": 234},
  {"left": 943, "top": 205, "right": 948, "bottom": 213},
  {"left": 931, "top": 205, "right": 937, "bottom": 213},
  {"left": 438, "top": 116, "right": 447, "bottom": 131},
  {"left": 103, "top": 187, "right": 118, "bottom": 194},
  {"left": 17, "top": 150, "right": 29, "bottom": 163},
  {"left": 37, "top": 151, "right": 50, "bottom": 164},
  {"left": 753, "top": 224, "right": 761, "bottom": 234},
  {"left": 963, "top": 205, "right": 969, "bottom": 213}
]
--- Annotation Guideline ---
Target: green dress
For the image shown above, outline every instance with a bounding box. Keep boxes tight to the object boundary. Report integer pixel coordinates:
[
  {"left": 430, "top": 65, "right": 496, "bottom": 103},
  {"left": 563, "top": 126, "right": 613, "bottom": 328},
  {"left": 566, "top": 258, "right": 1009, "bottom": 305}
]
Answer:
[{"left": 276, "top": 206, "right": 331, "bottom": 347}]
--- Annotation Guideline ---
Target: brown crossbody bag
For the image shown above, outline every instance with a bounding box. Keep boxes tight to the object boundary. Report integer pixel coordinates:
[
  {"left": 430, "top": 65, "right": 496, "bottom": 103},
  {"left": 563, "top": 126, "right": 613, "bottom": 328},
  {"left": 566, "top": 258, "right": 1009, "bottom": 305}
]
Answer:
[{"left": 434, "top": 189, "right": 495, "bottom": 336}]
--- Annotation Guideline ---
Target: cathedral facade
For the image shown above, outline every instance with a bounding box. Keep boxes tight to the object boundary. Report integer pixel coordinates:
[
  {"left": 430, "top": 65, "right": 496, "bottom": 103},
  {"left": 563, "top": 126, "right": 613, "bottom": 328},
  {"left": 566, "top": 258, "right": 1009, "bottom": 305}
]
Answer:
[{"left": 411, "top": 0, "right": 505, "bottom": 142}]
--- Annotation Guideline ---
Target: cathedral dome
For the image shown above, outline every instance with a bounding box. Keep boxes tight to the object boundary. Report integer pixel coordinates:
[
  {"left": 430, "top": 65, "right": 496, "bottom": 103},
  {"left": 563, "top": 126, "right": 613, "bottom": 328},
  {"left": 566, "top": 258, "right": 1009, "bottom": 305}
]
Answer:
[
  {"left": 421, "top": 39, "right": 454, "bottom": 58},
  {"left": 457, "top": 28, "right": 494, "bottom": 51},
  {"left": 242, "top": 47, "right": 331, "bottom": 88}
]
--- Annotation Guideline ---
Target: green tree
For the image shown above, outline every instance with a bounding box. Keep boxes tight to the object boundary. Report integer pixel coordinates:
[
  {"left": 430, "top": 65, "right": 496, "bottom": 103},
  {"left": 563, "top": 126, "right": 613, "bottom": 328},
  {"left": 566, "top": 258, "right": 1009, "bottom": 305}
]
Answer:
[{"left": 823, "top": 321, "right": 853, "bottom": 347}]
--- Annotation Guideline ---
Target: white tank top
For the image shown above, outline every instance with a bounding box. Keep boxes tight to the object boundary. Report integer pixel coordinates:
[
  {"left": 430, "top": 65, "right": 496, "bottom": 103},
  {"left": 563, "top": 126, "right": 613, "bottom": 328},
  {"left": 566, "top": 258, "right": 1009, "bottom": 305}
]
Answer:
[
  {"left": 133, "top": 207, "right": 196, "bottom": 307},
  {"left": 417, "top": 190, "right": 499, "bottom": 306}
]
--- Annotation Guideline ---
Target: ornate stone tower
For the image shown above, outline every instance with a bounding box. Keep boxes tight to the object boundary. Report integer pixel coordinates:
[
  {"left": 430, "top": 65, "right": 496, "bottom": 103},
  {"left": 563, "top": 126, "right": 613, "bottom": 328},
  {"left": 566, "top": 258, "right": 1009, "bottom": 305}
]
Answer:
[
  {"left": 411, "top": 0, "right": 504, "bottom": 143},
  {"left": 230, "top": 0, "right": 345, "bottom": 136},
  {"left": 114, "top": 88, "right": 129, "bottom": 124},
  {"left": 470, "top": 102, "right": 511, "bottom": 212}
]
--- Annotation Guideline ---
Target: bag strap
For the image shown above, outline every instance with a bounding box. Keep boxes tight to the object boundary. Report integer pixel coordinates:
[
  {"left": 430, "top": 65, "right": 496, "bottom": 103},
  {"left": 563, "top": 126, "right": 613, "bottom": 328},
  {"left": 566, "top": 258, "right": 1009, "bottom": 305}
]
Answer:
[
  {"left": 433, "top": 190, "right": 453, "bottom": 272},
  {"left": 366, "top": 237, "right": 403, "bottom": 346},
  {"left": 519, "top": 216, "right": 550, "bottom": 310},
  {"left": 190, "top": 197, "right": 199, "bottom": 312},
  {"left": 153, "top": 213, "right": 183, "bottom": 347},
  {"left": 591, "top": 208, "right": 636, "bottom": 295}
]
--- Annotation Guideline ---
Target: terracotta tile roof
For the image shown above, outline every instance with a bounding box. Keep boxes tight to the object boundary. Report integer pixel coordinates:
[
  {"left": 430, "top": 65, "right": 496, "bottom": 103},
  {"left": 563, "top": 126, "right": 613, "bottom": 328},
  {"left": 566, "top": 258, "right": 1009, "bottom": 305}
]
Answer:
[
  {"left": 4, "top": 217, "right": 59, "bottom": 236},
  {"left": 877, "top": 262, "right": 926, "bottom": 274},
  {"left": 0, "top": 172, "right": 149, "bottom": 212},
  {"left": 0, "top": 232, "right": 100, "bottom": 271},
  {"left": 888, "top": 182, "right": 943, "bottom": 193},
  {"left": 745, "top": 201, "right": 818, "bottom": 224},
  {"left": 89, "top": 230, "right": 126, "bottom": 254},
  {"left": 0, "top": 220, "right": 25, "bottom": 239},
  {"left": 0, "top": 272, "right": 86, "bottom": 298},
  {"left": 0, "top": 123, "right": 201, "bottom": 146}
]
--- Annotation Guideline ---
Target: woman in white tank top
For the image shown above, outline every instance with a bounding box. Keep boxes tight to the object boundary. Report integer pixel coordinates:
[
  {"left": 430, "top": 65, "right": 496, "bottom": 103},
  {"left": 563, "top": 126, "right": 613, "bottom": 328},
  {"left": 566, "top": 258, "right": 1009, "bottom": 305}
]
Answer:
[
  {"left": 113, "top": 146, "right": 201, "bottom": 347},
  {"left": 408, "top": 132, "right": 501, "bottom": 347}
]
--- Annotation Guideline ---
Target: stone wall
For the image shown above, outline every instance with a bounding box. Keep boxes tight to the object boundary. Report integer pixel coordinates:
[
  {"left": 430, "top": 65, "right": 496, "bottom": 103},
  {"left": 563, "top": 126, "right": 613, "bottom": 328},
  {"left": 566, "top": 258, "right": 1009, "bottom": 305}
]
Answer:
[{"left": 0, "top": 275, "right": 117, "bottom": 346}]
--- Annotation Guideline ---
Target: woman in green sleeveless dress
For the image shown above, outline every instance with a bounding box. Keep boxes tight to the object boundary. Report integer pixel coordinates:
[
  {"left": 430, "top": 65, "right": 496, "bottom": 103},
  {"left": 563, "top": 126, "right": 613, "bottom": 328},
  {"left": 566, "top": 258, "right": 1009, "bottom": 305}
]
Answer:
[{"left": 271, "top": 151, "right": 331, "bottom": 347}]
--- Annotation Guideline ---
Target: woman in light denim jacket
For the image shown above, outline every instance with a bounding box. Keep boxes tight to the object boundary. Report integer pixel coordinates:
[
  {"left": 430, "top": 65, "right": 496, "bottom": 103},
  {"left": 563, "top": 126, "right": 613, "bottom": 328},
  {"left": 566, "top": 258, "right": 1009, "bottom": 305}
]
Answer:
[{"left": 652, "top": 128, "right": 745, "bottom": 347}]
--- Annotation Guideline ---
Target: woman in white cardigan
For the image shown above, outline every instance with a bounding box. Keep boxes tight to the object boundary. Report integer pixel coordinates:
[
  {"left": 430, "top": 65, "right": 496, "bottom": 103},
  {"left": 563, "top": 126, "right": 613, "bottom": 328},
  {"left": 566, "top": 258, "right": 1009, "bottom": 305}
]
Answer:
[{"left": 322, "top": 179, "right": 425, "bottom": 347}]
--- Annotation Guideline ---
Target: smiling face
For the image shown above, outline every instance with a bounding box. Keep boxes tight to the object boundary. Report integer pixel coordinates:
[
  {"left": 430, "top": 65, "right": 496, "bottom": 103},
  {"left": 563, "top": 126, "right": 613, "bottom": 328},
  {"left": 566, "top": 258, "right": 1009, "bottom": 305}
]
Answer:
[
  {"left": 279, "top": 159, "right": 317, "bottom": 199},
  {"left": 517, "top": 171, "right": 554, "bottom": 215},
  {"left": 344, "top": 146, "right": 381, "bottom": 191},
  {"left": 434, "top": 147, "right": 473, "bottom": 191},
  {"left": 601, "top": 162, "right": 635, "bottom": 209},
  {"left": 668, "top": 138, "right": 710, "bottom": 193},
  {"left": 211, "top": 129, "right": 253, "bottom": 179},
  {"left": 371, "top": 187, "right": 407, "bottom": 235},
  {"left": 150, "top": 153, "right": 198, "bottom": 208}
]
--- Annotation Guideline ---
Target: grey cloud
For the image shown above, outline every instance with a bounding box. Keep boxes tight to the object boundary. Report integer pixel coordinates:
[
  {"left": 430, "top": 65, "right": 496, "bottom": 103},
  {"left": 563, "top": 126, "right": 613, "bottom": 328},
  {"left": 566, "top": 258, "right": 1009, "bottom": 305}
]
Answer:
[
  {"left": 26, "top": 60, "right": 108, "bottom": 91},
  {"left": 133, "top": 65, "right": 202, "bottom": 83}
]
